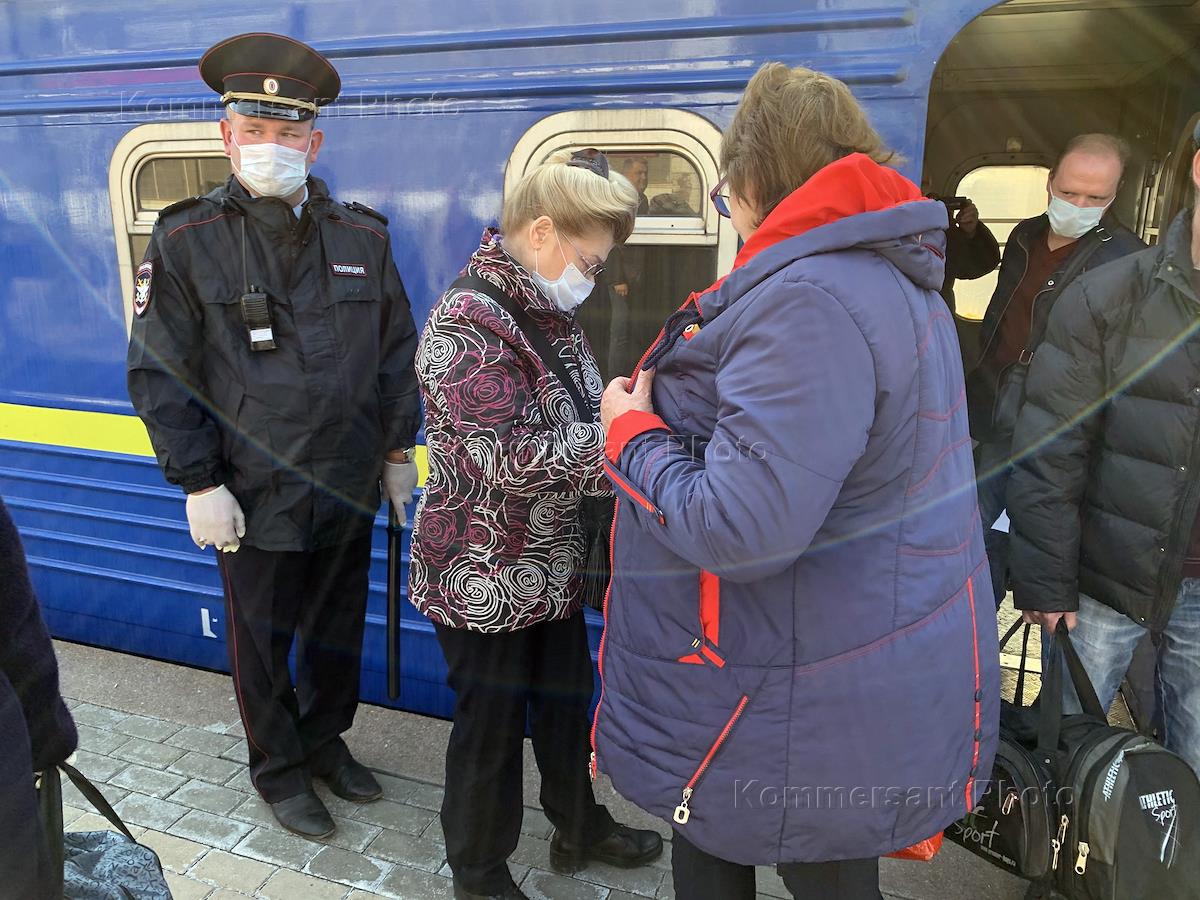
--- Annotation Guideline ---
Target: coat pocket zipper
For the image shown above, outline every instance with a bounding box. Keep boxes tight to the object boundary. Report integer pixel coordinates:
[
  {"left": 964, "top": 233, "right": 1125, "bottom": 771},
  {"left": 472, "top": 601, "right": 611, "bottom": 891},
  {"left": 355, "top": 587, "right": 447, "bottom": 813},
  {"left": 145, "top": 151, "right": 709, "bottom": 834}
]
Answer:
[{"left": 673, "top": 695, "right": 749, "bottom": 825}]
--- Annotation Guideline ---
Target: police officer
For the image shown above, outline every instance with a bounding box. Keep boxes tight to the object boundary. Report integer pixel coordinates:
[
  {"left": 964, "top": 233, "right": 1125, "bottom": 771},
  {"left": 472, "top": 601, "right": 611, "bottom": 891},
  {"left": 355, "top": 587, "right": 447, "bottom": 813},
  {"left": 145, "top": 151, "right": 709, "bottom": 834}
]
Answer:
[{"left": 127, "top": 33, "right": 420, "bottom": 839}]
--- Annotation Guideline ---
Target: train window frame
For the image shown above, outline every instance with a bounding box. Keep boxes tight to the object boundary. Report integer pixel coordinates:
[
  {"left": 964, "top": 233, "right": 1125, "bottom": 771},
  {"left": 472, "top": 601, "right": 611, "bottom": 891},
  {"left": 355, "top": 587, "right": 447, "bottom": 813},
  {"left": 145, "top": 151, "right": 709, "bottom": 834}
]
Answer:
[
  {"left": 109, "top": 123, "right": 226, "bottom": 332},
  {"left": 1150, "top": 112, "right": 1200, "bottom": 242},
  {"left": 504, "top": 109, "right": 738, "bottom": 274}
]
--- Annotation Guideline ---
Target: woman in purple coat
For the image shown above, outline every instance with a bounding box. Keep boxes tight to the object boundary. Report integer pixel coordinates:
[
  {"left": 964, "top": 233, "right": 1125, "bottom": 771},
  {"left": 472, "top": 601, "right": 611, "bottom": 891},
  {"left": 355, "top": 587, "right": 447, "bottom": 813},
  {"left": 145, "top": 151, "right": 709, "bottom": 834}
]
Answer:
[{"left": 596, "top": 64, "right": 1001, "bottom": 899}]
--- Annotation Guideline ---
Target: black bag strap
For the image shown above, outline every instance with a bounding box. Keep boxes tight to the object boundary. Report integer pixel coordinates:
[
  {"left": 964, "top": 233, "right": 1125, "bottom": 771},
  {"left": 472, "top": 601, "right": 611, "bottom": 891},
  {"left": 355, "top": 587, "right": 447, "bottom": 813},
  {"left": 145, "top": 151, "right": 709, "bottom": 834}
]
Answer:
[
  {"left": 1054, "top": 618, "right": 1106, "bottom": 719},
  {"left": 59, "top": 761, "right": 138, "bottom": 843},
  {"left": 452, "top": 274, "right": 596, "bottom": 425},
  {"left": 1035, "top": 618, "right": 1108, "bottom": 753},
  {"left": 38, "top": 767, "right": 65, "bottom": 899}
]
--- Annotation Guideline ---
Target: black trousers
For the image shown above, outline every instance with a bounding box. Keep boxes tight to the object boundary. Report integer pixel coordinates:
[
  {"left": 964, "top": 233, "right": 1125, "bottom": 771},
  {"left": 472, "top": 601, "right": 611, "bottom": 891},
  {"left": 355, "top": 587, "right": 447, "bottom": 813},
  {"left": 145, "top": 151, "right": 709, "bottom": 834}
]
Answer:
[
  {"left": 435, "top": 612, "right": 616, "bottom": 894},
  {"left": 0, "top": 689, "right": 54, "bottom": 900},
  {"left": 672, "top": 831, "right": 883, "bottom": 900},
  {"left": 216, "top": 536, "right": 371, "bottom": 802}
]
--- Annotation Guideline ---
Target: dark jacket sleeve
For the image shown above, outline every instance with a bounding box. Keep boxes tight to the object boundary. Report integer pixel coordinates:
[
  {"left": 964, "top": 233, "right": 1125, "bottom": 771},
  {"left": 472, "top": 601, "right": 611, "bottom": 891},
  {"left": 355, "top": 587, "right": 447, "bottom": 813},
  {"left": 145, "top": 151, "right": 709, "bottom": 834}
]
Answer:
[
  {"left": 606, "top": 245, "right": 628, "bottom": 286},
  {"left": 126, "top": 229, "right": 226, "bottom": 494},
  {"left": 977, "top": 222, "right": 1030, "bottom": 357},
  {"left": 378, "top": 240, "right": 421, "bottom": 450},
  {"left": 1007, "top": 280, "right": 1107, "bottom": 612},
  {"left": 0, "top": 497, "right": 77, "bottom": 771},
  {"left": 604, "top": 281, "right": 875, "bottom": 583},
  {"left": 945, "top": 222, "right": 1001, "bottom": 281}
]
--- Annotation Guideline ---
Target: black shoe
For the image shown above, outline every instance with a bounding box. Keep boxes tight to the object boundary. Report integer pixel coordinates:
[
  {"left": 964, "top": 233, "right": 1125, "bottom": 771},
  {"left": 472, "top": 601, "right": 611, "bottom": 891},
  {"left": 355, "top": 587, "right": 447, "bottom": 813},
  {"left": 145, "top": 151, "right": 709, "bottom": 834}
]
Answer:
[
  {"left": 452, "top": 879, "right": 529, "bottom": 900},
  {"left": 548, "top": 822, "right": 664, "bottom": 873},
  {"left": 318, "top": 757, "right": 382, "bottom": 802},
  {"left": 269, "top": 789, "right": 334, "bottom": 839}
]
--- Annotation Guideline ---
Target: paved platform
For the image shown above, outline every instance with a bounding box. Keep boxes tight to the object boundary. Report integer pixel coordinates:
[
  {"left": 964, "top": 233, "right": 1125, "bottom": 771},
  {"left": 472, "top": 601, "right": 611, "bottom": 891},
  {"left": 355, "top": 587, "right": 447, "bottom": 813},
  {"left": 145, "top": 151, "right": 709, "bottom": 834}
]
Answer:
[{"left": 53, "top": 639, "right": 1031, "bottom": 900}]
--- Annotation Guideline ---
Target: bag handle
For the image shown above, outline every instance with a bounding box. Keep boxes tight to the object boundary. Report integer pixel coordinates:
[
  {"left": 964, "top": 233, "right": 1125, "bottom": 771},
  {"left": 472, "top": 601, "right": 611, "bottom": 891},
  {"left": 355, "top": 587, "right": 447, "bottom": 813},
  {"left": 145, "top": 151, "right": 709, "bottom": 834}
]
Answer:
[
  {"left": 1054, "top": 618, "right": 1106, "bottom": 719},
  {"left": 59, "top": 761, "right": 139, "bottom": 843},
  {"left": 452, "top": 275, "right": 596, "bottom": 425},
  {"left": 1035, "top": 618, "right": 1108, "bottom": 753}
]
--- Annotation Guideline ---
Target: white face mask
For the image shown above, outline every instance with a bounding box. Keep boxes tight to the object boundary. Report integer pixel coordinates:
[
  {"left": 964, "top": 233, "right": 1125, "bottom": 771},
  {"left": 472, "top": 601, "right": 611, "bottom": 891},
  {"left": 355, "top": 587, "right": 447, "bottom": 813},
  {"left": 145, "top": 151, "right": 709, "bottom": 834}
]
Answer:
[
  {"left": 231, "top": 131, "right": 312, "bottom": 199},
  {"left": 531, "top": 233, "right": 596, "bottom": 313},
  {"left": 1047, "top": 190, "right": 1108, "bottom": 240}
]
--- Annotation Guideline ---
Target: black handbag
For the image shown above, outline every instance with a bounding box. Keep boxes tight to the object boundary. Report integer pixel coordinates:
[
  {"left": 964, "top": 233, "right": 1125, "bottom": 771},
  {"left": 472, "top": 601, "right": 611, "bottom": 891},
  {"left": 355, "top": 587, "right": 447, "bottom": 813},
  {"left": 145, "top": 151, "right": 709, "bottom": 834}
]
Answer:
[
  {"left": 451, "top": 275, "right": 613, "bottom": 610},
  {"left": 38, "top": 763, "right": 171, "bottom": 900},
  {"left": 948, "top": 619, "right": 1200, "bottom": 899},
  {"left": 945, "top": 620, "right": 1066, "bottom": 883}
]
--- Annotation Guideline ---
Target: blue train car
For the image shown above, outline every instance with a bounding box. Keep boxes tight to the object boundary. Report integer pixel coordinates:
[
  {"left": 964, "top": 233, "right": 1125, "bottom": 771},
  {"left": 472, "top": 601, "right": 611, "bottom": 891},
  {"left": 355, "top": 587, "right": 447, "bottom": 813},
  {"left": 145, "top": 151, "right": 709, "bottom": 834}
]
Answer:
[{"left": 2, "top": 0, "right": 1198, "bottom": 720}]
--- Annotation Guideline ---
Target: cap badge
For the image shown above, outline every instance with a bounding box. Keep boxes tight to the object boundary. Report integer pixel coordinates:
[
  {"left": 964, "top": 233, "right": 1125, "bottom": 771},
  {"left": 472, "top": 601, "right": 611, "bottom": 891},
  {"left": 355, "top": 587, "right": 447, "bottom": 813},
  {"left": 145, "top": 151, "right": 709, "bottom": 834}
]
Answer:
[{"left": 263, "top": 77, "right": 279, "bottom": 95}]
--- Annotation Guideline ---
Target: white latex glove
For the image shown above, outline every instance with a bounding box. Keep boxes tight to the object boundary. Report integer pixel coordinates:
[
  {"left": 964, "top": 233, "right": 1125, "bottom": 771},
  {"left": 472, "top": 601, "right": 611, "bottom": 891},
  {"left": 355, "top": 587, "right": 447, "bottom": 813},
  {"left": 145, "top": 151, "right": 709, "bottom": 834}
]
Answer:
[
  {"left": 382, "top": 460, "right": 418, "bottom": 511},
  {"left": 185, "top": 484, "right": 246, "bottom": 552}
]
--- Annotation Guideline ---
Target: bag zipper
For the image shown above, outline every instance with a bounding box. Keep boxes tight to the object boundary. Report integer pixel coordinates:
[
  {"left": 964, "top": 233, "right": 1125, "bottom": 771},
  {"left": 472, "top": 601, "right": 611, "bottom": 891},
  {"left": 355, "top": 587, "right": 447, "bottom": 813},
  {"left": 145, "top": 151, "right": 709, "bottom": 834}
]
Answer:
[
  {"left": 1066, "top": 736, "right": 1148, "bottom": 886},
  {"left": 673, "top": 695, "right": 749, "bottom": 825},
  {"left": 602, "top": 460, "right": 666, "bottom": 525},
  {"left": 1051, "top": 813, "right": 1069, "bottom": 872}
]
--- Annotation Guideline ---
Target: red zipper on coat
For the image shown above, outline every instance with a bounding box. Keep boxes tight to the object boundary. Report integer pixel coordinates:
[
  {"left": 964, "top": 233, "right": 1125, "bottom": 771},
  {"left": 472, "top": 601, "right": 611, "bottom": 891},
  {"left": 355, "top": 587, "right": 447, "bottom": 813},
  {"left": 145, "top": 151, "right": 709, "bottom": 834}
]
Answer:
[
  {"left": 602, "top": 460, "right": 665, "bottom": 524},
  {"left": 590, "top": 501, "right": 620, "bottom": 780},
  {"left": 673, "top": 695, "right": 750, "bottom": 825},
  {"left": 591, "top": 292, "right": 702, "bottom": 779}
]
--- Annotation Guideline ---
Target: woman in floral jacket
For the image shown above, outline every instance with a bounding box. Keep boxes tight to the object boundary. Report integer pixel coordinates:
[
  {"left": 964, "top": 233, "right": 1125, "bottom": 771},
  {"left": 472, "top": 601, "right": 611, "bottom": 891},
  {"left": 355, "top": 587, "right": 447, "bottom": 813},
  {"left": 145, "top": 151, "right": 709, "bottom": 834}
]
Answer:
[{"left": 409, "top": 149, "right": 661, "bottom": 900}]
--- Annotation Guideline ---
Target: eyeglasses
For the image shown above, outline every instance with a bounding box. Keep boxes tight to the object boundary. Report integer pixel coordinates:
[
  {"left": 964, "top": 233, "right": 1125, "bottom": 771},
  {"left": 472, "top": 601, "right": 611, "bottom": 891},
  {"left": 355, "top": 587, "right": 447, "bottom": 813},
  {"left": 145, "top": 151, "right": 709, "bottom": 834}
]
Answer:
[
  {"left": 710, "top": 175, "right": 731, "bottom": 219},
  {"left": 561, "top": 233, "right": 606, "bottom": 278}
]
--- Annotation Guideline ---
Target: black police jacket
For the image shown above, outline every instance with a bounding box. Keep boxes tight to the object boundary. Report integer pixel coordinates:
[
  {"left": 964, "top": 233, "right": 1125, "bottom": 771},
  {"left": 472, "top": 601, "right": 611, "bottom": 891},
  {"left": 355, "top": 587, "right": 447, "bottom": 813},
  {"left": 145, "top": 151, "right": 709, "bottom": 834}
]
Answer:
[
  {"left": 1009, "top": 211, "right": 1199, "bottom": 629},
  {"left": 966, "top": 213, "right": 1144, "bottom": 441},
  {"left": 127, "top": 175, "right": 420, "bottom": 551}
]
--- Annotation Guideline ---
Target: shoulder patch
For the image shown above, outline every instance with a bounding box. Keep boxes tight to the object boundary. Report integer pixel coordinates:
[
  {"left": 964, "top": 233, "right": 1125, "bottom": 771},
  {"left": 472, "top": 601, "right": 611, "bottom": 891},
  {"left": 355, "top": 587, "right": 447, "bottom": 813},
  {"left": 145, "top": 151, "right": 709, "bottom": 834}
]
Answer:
[
  {"left": 342, "top": 201, "right": 388, "bottom": 226},
  {"left": 156, "top": 196, "right": 202, "bottom": 221},
  {"left": 133, "top": 261, "right": 153, "bottom": 318}
]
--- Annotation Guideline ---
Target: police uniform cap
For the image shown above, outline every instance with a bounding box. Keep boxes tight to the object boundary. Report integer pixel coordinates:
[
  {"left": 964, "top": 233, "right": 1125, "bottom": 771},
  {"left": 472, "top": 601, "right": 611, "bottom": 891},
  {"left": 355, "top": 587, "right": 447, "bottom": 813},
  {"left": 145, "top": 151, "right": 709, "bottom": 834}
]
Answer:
[{"left": 200, "top": 32, "right": 340, "bottom": 122}]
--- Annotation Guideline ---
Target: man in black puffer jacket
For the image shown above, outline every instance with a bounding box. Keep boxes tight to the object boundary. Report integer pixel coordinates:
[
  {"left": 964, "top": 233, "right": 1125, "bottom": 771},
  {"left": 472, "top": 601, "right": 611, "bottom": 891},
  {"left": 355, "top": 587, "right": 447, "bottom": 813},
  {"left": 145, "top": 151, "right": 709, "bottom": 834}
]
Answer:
[
  {"left": 968, "top": 135, "right": 1145, "bottom": 607},
  {"left": 0, "top": 496, "right": 78, "bottom": 898},
  {"left": 1008, "top": 124, "right": 1200, "bottom": 777}
]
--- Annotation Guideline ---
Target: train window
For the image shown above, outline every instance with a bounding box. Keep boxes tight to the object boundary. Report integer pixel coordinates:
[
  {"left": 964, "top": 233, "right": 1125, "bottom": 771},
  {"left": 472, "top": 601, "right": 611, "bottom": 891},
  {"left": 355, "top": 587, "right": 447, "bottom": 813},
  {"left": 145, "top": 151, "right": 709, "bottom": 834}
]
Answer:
[
  {"left": 109, "top": 123, "right": 225, "bottom": 330},
  {"left": 507, "top": 110, "right": 736, "bottom": 381},
  {"left": 135, "top": 157, "right": 229, "bottom": 212},
  {"left": 952, "top": 165, "right": 1051, "bottom": 321}
]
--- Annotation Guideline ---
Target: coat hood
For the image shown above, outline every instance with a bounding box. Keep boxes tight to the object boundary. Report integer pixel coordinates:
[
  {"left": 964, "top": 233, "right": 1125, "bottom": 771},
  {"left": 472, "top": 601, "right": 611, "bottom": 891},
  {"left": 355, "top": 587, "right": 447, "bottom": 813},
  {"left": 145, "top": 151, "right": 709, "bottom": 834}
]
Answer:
[{"left": 701, "top": 154, "right": 948, "bottom": 320}]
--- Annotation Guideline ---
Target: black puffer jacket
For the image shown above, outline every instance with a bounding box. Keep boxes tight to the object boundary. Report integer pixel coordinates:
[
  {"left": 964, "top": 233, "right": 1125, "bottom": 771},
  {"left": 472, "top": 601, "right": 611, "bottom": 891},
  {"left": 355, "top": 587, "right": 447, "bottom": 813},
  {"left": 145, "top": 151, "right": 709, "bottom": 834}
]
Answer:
[
  {"left": 1008, "top": 211, "right": 1200, "bottom": 630},
  {"left": 128, "top": 176, "right": 420, "bottom": 551}
]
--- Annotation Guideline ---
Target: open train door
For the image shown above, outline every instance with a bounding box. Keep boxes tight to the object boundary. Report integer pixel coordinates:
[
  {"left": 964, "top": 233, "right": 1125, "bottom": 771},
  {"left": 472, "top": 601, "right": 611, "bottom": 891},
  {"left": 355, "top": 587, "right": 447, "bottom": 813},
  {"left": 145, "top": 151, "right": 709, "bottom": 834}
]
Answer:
[{"left": 922, "top": 0, "right": 1200, "bottom": 731}]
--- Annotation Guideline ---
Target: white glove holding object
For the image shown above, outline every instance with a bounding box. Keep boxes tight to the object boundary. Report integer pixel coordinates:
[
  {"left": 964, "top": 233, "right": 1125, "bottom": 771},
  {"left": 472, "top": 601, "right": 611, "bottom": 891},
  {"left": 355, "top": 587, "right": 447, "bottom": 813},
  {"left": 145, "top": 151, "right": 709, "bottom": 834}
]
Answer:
[
  {"left": 383, "top": 460, "right": 418, "bottom": 511},
  {"left": 185, "top": 484, "right": 246, "bottom": 552}
]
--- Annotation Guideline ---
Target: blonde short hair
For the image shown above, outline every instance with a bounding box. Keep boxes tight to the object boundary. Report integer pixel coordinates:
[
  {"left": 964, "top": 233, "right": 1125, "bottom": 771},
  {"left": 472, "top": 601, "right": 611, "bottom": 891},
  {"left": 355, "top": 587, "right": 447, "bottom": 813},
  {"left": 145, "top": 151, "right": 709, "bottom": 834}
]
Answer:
[
  {"left": 502, "top": 149, "right": 639, "bottom": 244},
  {"left": 720, "top": 63, "right": 897, "bottom": 221}
]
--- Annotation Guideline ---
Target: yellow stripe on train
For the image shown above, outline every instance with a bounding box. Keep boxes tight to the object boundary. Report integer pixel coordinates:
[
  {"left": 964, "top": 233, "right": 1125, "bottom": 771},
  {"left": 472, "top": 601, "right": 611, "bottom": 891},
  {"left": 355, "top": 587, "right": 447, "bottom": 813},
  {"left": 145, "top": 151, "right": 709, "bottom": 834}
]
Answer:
[{"left": 0, "top": 403, "right": 429, "bottom": 484}]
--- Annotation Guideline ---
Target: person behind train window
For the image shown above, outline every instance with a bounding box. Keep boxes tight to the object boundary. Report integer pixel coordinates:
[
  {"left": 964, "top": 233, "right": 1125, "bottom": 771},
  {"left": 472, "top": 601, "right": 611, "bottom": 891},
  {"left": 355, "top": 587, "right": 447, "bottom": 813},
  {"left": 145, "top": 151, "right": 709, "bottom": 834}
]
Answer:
[
  {"left": 604, "top": 156, "right": 651, "bottom": 378},
  {"left": 1007, "top": 122, "right": 1200, "bottom": 777},
  {"left": 126, "top": 33, "right": 420, "bottom": 839},
  {"left": 649, "top": 172, "right": 698, "bottom": 215},
  {"left": 966, "top": 134, "right": 1145, "bottom": 607},
  {"left": 596, "top": 63, "right": 999, "bottom": 900},
  {"left": 931, "top": 193, "right": 1000, "bottom": 313},
  {"left": 0, "top": 496, "right": 78, "bottom": 899},
  {"left": 408, "top": 149, "right": 662, "bottom": 900}
]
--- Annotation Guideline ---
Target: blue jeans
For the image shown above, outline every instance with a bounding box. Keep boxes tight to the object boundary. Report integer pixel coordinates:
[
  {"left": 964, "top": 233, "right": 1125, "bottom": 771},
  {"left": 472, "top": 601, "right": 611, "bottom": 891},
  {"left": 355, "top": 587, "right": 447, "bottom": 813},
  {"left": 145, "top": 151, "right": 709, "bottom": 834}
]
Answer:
[
  {"left": 1048, "top": 583, "right": 1200, "bottom": 777},
  {"left": 976, "top": 439, "right": 1011, "bottom": 609}
]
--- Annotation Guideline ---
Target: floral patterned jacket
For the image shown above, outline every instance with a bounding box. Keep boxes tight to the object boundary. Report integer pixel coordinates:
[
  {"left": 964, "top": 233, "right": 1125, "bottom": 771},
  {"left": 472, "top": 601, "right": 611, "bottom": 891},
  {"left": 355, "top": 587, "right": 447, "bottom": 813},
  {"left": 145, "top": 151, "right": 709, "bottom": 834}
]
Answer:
[{"left": 409, "top": 229, "right": 611, "bottom": 632}]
